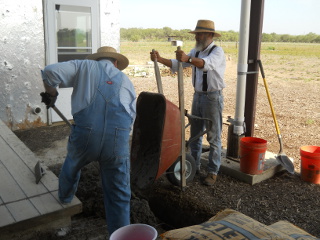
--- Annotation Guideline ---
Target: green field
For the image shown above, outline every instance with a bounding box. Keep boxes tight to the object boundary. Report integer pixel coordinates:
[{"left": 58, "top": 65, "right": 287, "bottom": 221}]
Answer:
[{"left": 120, "top": 41, "right": 320, "bottom": 66}]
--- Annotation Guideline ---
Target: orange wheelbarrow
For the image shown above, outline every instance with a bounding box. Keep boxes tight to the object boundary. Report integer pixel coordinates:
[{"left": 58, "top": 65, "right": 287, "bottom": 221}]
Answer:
[
  {"left": 130, "top": 91, "right": 196, "bottom": 189},
  {"left": 131, "top": 47, "right": 212, "bottom": 189}
]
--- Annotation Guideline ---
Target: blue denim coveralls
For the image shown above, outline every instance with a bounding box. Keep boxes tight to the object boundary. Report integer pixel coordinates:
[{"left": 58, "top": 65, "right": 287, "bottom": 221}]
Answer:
[{"left": 57, "top": 63, "right": 134, "bottom": 234}]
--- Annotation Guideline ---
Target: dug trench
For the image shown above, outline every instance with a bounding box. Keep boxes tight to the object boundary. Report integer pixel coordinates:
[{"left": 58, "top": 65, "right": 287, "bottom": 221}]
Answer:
[{"left": 14, "top": 124, "right": 320, "bottom": 239}]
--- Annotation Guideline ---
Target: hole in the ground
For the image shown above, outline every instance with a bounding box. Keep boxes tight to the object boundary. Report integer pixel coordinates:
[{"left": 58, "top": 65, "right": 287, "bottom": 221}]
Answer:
[
  {"left": 48, "top": 163, "right": 185, "bottom": 234},
  {"left": 48, "top": 145, "right": 212, "bottom": 233}
]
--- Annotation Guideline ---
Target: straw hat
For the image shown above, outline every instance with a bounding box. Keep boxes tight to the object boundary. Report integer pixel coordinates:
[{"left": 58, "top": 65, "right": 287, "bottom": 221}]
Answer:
[
  {"left": 189, "top": 20, "right": 221, "bottom": 37},
  {"left": 86, "top": 46, "right": 129, "bottom": 70}
]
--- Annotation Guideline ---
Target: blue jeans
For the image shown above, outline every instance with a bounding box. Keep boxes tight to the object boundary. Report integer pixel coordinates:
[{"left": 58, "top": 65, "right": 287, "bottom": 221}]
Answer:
[
  {"left": 58, "top": 125, "right": 131, "bottom": 233},
  {"left": 58, "top": 71, "right": 133, "bottom": 235},
  {"left": 189, "top": 91, "right": 224, "bottom": 174}
]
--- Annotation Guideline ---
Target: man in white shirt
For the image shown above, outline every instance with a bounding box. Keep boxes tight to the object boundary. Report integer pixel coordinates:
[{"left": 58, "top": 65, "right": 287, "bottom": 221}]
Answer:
[{"left": 150, "top": 20, "right": 226, "bottom": 186}]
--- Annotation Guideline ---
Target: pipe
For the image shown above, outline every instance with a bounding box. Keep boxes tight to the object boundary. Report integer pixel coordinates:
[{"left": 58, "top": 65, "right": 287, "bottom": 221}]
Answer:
[
  {"left": 32, "top": 106, "right": 42, "bottom": 115},
  {"left": 233, "top": 0, "right": 251, "bottom": 135}
]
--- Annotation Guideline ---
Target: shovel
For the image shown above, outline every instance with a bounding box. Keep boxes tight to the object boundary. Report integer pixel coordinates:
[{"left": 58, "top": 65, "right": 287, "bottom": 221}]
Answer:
[
  {"left": 258, "top": 60, "right": 295, "bottom": 174},
  {"left": 52, "top": 105, "right": 72, "bottom": 128},
  {"left": 35, "top": 93, "right": 72, "bottom": 184},
  {"left": 40, "top": 92, "right": 72, "bottom": 128}
]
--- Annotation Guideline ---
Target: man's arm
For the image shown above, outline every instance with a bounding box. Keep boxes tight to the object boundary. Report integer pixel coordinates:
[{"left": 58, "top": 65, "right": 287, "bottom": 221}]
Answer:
[
  {"left": 175, "top": 49, "right": 205, "bottom": 68},
  {"left": 150, "top": 50, "right": 172, "bottom": 68},
  {"left": 41, "top": 61, "right": 78, "bottom": 108},
  {"left": 43, "top": 82, "right": 58, "bottom": 97},
  {"left": 156, "top": 56, "right": 173, "bottom": 68},
  {"left": 41, "top": 61, "right": 78, "bottom": 89}
]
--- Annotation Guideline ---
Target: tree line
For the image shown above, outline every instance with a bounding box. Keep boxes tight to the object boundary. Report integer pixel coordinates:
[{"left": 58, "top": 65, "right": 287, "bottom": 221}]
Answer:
[{"left": 120, "top": 27, "right": 320, "bottom": 43}]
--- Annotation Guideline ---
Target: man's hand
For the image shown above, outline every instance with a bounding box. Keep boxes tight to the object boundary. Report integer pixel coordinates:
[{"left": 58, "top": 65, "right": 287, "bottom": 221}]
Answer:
[
  {"left": 150, "top": 50, "right": 172, "bottom": 68},
  {"left": 40, "top": 92, "right": 58, "bottom": 109},
  {"left": 175, "top": 49, "right": 189, "bottom": 62},
  {"left": 150, "top": 50, "right": 161, "bottom": 62}
]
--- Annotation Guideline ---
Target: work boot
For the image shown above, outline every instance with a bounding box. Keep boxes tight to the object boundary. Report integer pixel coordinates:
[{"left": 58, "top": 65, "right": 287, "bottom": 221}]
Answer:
[
  {"left": 203, "top": 173, "right": 217, "bottom": 186},
  {"left": 196, "top": 166, "right": 200, "bottom": 175}
]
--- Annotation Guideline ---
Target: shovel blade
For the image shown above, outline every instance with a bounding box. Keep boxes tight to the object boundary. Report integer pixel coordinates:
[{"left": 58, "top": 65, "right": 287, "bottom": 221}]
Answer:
[
  {"left": 35, "top": 161, "right": 46, "bottom": 184},
  {"left": 276, "top": 153, "right": 294, "bottom": 174}
]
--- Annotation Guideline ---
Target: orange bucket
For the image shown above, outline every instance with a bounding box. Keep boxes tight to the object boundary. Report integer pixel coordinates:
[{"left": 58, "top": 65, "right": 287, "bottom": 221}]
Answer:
[
  {"left": 240, "top": 137, "right": 267, "bottom": 175},
  {"left": 300, "top": 145, "right": 320, "bottom": 184}
]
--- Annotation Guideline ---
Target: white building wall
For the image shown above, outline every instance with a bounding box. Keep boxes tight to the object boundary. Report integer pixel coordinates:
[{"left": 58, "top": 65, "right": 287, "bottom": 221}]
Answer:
[
  {"left": 0, "top": 0, "right": 120, "bottom": 130},
  {"left": 0, "top": 0, "right": 45, "bottom": 130},
  {"left": 100, "top": 0, "right": 121, "bottom": 51}
]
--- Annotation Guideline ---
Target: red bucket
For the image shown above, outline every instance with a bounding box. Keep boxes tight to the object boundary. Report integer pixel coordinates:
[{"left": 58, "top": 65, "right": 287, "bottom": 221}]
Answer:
[
  {"left": 300, "top": 145, "right": 320, "bottom": 184},
  {"left": 240, "top": 137, "right": 267, "bottom": 175}
]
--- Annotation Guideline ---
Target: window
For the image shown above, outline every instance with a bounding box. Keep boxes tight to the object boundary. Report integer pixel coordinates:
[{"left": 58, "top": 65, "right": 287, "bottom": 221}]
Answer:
[
  {"left": 44, "top": 0, "right": 99, "bottom": 64},
  {"left": 56, "top": 4, "right": 92, "bottom": 62},
  {"left": 43, "top": 0, "right": 100, "bottom": 124}
]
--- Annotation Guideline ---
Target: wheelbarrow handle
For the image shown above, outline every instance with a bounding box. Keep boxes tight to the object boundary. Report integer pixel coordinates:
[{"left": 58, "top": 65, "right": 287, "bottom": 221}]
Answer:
[
  {"left": 152, "top": 49, "right": 163, "bottom": 94},
  {"left": 177, "top": 46, "right": 186, "bottom": 189}
]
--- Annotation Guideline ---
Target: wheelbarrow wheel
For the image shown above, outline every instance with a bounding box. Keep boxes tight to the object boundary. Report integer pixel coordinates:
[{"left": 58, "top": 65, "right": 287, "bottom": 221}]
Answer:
[{"left": 166, "top": 153, "right": 196, "bottom": 186}]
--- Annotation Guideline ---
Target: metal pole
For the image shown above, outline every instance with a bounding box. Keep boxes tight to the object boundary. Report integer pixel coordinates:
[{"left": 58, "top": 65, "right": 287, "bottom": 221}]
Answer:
[{"left": 244, "top": 0, "right": 265, "bottom": 137}]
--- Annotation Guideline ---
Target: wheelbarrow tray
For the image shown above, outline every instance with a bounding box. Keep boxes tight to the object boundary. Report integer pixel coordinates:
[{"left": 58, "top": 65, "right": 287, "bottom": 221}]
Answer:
[{"left": 131, "top": 92, "right": 181, "bottom": 189}]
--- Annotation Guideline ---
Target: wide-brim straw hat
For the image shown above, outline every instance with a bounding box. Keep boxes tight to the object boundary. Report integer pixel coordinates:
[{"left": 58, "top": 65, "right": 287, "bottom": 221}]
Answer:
[
  {"left": 189, "top": 20, "right": 221, "bottom": 37},
  {"left": 86, "top": 46, "right": 129, "bottom": 70}
]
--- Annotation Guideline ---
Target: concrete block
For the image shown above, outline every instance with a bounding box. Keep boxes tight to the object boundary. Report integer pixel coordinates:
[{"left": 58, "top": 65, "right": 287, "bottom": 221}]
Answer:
[{"left": 201, "top": 149, "right": 285, "bottom": 185}]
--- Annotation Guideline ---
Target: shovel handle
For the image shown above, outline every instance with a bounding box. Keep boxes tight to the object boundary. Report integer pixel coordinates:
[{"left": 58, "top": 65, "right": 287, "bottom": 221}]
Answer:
[
  {"left": 52, "top": 106, "right": 72, "bottom": 128},
  {"left": 258, "top": 60, "right": 281, "bottom": 135},
  {"left": 258, "top": 60, "right": 265, "bottom": 79}
]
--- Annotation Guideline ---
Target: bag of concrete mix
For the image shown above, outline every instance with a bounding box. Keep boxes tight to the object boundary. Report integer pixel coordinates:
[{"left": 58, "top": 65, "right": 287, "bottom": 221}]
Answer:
[
  {"left": 269, "top": 221, "right": 318, "bottom": 240},
  {"left": 160, "top": 209, "right": 293, "bottom": 240}
]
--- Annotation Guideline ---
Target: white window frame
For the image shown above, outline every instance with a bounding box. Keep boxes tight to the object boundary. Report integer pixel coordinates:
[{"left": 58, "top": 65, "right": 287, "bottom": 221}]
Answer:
[{"left": 44, "top": 0, "right": 100, "bottom": 64}]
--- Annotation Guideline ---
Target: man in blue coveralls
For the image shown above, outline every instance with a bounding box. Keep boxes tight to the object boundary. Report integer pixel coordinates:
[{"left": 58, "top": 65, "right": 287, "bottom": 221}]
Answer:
[{"left": 41, "top": 46, "right": 136, "bottom": 235}]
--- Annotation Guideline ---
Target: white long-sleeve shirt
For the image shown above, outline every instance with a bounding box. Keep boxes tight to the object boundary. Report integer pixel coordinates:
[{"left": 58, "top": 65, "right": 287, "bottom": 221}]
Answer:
[{"left": 171, "top": 42, "right": 226, "bottom": 92}]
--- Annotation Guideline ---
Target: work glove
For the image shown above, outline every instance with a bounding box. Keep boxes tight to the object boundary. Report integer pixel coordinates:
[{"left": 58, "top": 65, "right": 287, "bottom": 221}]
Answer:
[{"left": 40, "top": 92, "right": 59, "bottom": 109}]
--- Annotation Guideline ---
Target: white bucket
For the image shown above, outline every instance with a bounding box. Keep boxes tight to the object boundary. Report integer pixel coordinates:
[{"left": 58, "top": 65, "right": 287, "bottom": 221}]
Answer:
[{"left": 110, "top": 224, "right": 157, "bottom": 240}]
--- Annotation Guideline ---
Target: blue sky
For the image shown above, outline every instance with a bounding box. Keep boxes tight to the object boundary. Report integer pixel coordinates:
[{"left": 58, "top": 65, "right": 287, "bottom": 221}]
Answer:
[{"left": 120, "top": 0, "right": 320, "bottom": 35}]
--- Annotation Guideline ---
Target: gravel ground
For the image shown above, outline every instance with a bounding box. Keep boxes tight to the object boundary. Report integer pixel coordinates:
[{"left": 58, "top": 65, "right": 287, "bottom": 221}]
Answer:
[{"left": 14, "top": 54, "right": 320, "bottom": 239}]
